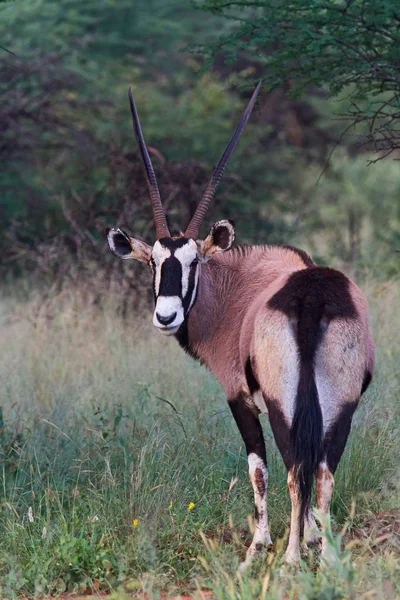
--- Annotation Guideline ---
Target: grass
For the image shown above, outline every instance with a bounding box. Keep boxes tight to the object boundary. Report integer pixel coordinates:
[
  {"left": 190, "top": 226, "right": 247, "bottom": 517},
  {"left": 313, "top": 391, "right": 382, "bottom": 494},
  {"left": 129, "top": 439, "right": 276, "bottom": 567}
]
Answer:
[{"left": 0, "top": 280, "right": 399, "bottom": 598}]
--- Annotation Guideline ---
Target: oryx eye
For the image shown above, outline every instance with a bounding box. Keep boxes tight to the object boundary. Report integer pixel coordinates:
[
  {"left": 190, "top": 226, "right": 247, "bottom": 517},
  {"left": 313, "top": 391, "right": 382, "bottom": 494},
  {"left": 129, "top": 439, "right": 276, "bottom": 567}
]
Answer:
[{"left": 191, "top": 258, "right": 199, "bottom": 266}]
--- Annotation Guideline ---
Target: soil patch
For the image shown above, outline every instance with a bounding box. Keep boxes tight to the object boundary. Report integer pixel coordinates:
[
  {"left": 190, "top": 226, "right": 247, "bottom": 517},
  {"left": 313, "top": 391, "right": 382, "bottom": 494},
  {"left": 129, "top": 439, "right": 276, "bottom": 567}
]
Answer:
[{"left": 349, "top": 509, "right": 400, "bottom": 554}]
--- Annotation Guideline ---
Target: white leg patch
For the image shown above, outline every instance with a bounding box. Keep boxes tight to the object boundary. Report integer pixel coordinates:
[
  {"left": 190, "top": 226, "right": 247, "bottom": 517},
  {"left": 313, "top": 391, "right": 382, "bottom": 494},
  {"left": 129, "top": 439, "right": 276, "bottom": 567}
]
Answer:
[
  {"left": 285, "top": 470, "right": 301, "bottom": 563},
  {"left": 316, "top": 462, "right": 335, "bottom": 560},
  {"left": 239, "top": 453, "right": 272, "bottom": 571}
]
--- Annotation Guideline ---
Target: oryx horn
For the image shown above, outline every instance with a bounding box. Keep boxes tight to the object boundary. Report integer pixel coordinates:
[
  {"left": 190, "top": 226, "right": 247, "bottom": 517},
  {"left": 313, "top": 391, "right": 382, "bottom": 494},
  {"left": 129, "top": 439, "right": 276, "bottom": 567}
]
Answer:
[
  {"left": 128, "top": 87, "right": 170, "bottom": 239},
  {"left": 184, "top": 81, "right": 261, "bottom": 240}
]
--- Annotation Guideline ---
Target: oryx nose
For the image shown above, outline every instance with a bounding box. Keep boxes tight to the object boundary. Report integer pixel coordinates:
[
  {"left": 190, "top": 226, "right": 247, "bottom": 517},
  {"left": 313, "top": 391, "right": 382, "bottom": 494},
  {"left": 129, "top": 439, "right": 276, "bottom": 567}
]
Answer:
[{"left": 156, "top": 312, "right": 177, "bottom": 326}]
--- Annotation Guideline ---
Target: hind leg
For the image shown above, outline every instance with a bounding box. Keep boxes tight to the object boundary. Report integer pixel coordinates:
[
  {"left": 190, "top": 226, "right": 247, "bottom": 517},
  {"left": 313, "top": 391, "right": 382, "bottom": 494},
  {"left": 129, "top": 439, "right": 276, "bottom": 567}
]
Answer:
[
  {"left": 316, "top": 461, "right": 335, "bottom": 559},
  {"left": 318, "top": 402, "right": 357, "bottom": 560},
  {"left": 286, "top": 478, "right": 320, "bottom": 561},
  {"left": 286, "top": 468, "right": 302, "bottom": 563},
  {"left": 265, "top": 404, "right": 303, "bottom": 564},
  {"left": 229, "top": 395, "right": 272, "bottom": 571},
  {"left": 304, "top": 507, "right": 320, "bottom": 546}
]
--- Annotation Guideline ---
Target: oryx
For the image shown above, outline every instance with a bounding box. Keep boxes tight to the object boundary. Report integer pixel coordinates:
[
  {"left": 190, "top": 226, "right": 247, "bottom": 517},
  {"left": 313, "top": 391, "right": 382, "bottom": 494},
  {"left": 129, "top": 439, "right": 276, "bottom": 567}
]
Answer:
[{"left": 107, "top": 83, "right": 375, "bottom": 566}]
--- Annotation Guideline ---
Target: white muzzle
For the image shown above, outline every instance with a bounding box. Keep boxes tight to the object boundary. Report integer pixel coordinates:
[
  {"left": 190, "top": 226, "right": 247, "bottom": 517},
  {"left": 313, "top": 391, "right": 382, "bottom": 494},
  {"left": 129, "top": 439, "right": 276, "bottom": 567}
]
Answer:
[{"left": 153, "top": 295, "right": 184, "bottom": 335}]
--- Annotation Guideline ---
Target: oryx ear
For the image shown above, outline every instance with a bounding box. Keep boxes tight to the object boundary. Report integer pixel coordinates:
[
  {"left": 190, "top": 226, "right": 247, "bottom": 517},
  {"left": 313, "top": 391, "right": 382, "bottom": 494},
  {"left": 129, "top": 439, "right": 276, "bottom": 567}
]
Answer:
[
  {"left": 106, "top": 228, "right": 152, "bottom": 263},
  {"left": 199, "top": 220, "right": 235, "bottom": 260}
]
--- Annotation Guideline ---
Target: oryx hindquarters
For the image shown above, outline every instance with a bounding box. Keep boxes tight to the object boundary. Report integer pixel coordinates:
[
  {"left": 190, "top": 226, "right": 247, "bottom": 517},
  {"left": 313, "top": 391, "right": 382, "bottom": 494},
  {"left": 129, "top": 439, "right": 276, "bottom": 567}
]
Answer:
[{"left": 248, "top": 267, "right": 375, "bottom": 563}]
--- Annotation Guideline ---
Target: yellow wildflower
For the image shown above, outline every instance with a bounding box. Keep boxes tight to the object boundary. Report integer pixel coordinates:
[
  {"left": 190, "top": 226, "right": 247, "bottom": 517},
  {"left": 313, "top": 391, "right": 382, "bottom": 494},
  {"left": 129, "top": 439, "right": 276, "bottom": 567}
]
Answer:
[
  {"left": 169, "top": 500, "right": 173, "bottom": 510},
  {"left": 188, "top": 502, "right": 195, "bottom": 512},
  {"left": 133, "top": 518, "right": 139, "bottom": 527}
]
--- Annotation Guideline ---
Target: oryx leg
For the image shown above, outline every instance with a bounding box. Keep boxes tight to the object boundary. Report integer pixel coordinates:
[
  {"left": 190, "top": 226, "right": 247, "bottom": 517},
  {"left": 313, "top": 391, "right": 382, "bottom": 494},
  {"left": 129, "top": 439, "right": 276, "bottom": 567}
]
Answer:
[
  {"left": 316, "top": 461, "right": 335, "bottom": 560},
  {"left": 229, "top": 395, "right": 272, "bottom": 570},
  {"left": 286, "top": 468, "right": 321, "bottom": 562},
  {"left": 318, "top": 403, "right": 357, "bottom": 561},
  {"left": 285, "top": 468, "right": 302, "bottom": 563},
  {"left": 304, "top": 507, "right": 320, "bottom": 547}
]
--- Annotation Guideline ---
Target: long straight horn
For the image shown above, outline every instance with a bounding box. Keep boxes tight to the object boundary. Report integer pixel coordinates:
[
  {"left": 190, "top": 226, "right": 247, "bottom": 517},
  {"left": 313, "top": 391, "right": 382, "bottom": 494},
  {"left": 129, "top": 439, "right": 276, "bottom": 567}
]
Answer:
[
  {"left": 128, "top": 87, "right": 170, "bottom": 239},
  {"left": 184, "top": 81, "right": 261, "bottom": 240}
]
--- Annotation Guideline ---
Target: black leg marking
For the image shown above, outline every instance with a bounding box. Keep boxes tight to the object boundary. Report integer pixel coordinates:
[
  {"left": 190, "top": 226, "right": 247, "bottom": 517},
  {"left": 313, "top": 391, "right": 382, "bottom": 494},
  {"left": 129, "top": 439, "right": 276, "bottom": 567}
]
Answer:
[
  {"left": 325, "top": 401, "right": 358, "bottom": 474},
  {"left": 229, "top": 394, "right": 272, "bottom": 569},
  {"left": 361, "top": 370, "right": 372, "bottom": 396},
  {"left": 229, "top": 395, "right": 266, "bottom": 462},
  {"left": 265, "top": 399, "right": 293, "bottom": 470},
  {"left": 245, "top": 357, "right": 260, "bottom": 395}
]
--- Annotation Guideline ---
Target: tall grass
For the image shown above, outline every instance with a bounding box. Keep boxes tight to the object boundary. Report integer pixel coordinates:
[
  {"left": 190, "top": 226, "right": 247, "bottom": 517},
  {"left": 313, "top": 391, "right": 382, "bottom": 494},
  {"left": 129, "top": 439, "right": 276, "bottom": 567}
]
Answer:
[{"left": 0, "top": 281, "right": 399, "bottom": 598}]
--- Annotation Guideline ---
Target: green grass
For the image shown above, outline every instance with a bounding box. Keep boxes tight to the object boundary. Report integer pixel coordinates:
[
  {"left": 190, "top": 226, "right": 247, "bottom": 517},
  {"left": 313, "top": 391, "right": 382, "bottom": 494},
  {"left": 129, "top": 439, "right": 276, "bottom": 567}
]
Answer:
[{"left": 0, "top": 281, "right": 399, "bottom": 598}]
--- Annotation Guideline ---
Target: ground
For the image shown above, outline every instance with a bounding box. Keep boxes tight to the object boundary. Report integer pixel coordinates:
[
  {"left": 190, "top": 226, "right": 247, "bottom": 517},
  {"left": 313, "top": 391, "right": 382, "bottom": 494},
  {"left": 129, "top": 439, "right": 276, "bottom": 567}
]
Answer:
[{"left": 0, "top": 281, "right": 399, "bottom": 598}]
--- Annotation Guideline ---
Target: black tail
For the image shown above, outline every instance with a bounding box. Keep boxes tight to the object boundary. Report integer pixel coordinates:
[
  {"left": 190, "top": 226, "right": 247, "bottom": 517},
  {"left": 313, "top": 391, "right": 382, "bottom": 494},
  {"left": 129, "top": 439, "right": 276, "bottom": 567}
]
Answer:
[{"left": 290, "top": 297, "right": 324, "bottom": 529}]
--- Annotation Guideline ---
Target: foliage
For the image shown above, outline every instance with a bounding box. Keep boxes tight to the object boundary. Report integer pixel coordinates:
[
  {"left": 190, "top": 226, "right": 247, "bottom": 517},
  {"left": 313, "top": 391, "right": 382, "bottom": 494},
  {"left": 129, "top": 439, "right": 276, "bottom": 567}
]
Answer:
[
  {"left": 0, "top": 284, "right": 399, "bottom": 596},
  {"left": 1, "top": 0, "right": 400, "bottom": 285},
  {"left": 297, "top": 150, "right": 400, "bottom": 277},
  {"left": 198, "top": 0, "right": 400, "bottom": 157},
  {"left": 0, "top": 0, "right": 308, "bottom": 284}
]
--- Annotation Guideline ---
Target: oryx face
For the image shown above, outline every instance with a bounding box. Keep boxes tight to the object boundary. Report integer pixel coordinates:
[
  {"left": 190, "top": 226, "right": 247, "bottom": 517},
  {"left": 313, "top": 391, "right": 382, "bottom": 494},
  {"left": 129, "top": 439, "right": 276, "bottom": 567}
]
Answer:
[
  {"left": 151, "top": 237, "right": 199, "bottom": 334},
  {"left": 107, "top": 220, "right": 235, "bottom": 335},
  {"left": 107, "top": 83, "right": 258, "bottom": 334}
]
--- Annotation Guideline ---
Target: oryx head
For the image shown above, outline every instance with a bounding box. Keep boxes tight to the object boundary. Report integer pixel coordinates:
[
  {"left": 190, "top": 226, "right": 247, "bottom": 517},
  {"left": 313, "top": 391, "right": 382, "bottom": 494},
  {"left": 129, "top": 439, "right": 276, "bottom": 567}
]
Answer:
[{"left": 107, "top": 83, "right": 260, "bottom": 335}]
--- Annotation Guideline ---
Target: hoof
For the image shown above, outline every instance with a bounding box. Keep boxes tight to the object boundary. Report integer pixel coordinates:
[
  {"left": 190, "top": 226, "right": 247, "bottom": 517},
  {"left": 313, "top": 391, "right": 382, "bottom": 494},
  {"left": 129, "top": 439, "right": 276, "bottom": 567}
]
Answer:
[
  {"left": 304, "top": 521, "right": 321, "bottom": 548},
  {"left": 306, "top": 533, "right": 322, "bottom": 548},
  {"left": 320, "top": 545, "right": 338, "bottom": 567},
  {"left": 237, "top": 559, "right": 251, "bottom": 574},
  {"left": 285, "top": 549, "right": 300, "bottom": 564},
  {"left": 238, "top": 538, "right": 272, "bottom": 573}
]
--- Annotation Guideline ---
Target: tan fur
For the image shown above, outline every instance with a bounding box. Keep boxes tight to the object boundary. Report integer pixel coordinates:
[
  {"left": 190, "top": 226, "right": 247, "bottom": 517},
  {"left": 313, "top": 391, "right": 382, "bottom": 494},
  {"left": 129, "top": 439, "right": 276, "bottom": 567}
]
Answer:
[
  {"left": 187, "top": 245, "right": 374, "bottom": 408},
  {"left": 187, "top": 245, "right": 312, "bottom": 397}
]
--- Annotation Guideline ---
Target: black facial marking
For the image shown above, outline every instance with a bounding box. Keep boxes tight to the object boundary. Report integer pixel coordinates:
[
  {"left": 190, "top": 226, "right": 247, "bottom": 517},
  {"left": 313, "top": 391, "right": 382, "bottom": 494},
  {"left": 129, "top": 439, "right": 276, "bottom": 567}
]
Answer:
[
  {"left": 154, "top": 238, "right": 199, "bottom": 319},
  {"left": 182, "top": 261, "right": 198, "bottom": 313},
  {"left": 156, "top": 311, "right": 177, "bottom": 326},
  {"left": 155, "top": 238, "right": 194, "bottom": 299},
  {"left": 158, "top": 237, "right": 189, "bottom": 250},
  {"left": 154, "top": 237, "right": 200, "bottom": 330},
  {"left": 158, "top": 256, "right": 182, "bottom": 297},
  {"left": 150, "top": 258, "right": 157, "bottom": 302}
]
